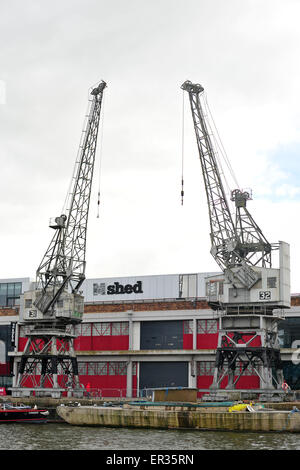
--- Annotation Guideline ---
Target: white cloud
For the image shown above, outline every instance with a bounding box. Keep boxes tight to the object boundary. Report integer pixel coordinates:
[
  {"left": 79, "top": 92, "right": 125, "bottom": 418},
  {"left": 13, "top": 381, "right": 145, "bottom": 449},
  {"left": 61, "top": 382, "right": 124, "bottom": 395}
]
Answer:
[{"left": 0, "top": 0, "right": 300, "bottom": 292}]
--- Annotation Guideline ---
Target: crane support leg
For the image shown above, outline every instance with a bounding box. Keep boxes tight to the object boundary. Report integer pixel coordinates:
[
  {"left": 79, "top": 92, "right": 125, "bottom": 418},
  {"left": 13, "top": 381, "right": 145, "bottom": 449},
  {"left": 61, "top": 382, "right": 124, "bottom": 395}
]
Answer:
[
  {"left": 207, "top": 312, "right": 287, "bottom": 401},
  {"left": 11, "top": 329, "right": 83, "bottom": 398}
]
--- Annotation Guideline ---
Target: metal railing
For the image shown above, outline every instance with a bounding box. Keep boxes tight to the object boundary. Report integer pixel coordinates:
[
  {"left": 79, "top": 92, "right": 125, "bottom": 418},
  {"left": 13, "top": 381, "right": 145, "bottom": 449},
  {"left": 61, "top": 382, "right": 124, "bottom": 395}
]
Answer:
[
  {"left": 81, "top": 387, "right": 199, "bottom": 400},
  {"left": 82, "top": 388, "right": 141, "bottom": 399}
]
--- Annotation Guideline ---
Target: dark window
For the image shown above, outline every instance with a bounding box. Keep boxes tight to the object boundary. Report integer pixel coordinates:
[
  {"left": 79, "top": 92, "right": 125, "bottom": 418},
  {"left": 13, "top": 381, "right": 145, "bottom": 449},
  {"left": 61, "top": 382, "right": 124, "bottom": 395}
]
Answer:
[
  {"left": 278, "top": 318, "right": 300, "bottom": 348},
  {"left": 0, "top": 282, "right": 22, "bottom": 307},
  {"left": 140, "top": 321, "right": 183, "bottom": 350},
  {"left": 267, "top": 277, "right": 277, "bottom": 288},
  {"left": 139, "top": 362, "right": 188, "bottom": 390},
  {"left": 282, "top": 361, "right": 300, "bottom": 390}
]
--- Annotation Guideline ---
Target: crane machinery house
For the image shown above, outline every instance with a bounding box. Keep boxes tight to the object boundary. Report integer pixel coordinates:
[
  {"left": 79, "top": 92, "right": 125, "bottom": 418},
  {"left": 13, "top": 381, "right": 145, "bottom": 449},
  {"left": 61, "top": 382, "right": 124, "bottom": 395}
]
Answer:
[{"left": 206, "top": 240, "right": 290, "bottom": 310}]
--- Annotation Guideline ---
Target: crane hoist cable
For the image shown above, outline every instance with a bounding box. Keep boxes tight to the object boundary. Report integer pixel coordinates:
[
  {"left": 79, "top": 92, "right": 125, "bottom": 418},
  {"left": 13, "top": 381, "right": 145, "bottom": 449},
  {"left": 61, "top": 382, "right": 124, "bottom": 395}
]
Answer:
[
  {"left": 203, "top": 92, "right": 240, "bottom": 192},
  {"left": 96, "top": 90, "right": 105, "bottom": 218},
  {"left": 181, "top": 88, "right": 185, "bottom": 205},
  {"left": 180, "top": 87, "right": 240, "bottom": 207}
]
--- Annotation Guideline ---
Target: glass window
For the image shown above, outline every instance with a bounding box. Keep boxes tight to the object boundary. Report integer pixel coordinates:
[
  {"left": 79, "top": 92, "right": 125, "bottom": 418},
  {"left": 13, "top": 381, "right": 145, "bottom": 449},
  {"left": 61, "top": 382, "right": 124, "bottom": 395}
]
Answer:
[
  {"left": 278, "top": 318, "right": 300, "bottom": 348},
  {"left": 7, "top": 298, "right": 15, "bottom": 307},
  {"left": 0, "top": 282, "right": 22, "bottom": 306},
  {"left": 197, "top": 319, "right": 218, "bottom": 334},
  {"left": 120, "top": 322, "right": 129, "bottom": 335},
  {"left": 198, "top": 319, "right": 207, "bottom": 333},
  {"left": 0, "top": 341, "right": 5, "bottom": 364},
  {"left": 197, "top": 361, "right": 215, "bottom": 376},
  {"left": 0, "top": 284, "right": 7, "bottom": 295},
  {"left": 92, "top": 322, "right": 129, "bottom": 336},
  {"left": 78, "top": 362, "right": 87, "bottom": 375},
  {"left": 98, "top": 362, "right": 108, "bottom": 375},
  {"left": 73, "top": 323, "right": 92, "bottom": 337},
  {"left": 267, "top": 277, "right": 277, "bottom": 288},
  {"left": 92, "top": 323, "right": 110, "bottom": 336},
  {"left": 14, "top": 283, "right": 22, "bottom": 296},
  {"left": 283, "top": 361, "right": 300, "bottom": 389},
  {"left": 108, "top": 362, "right": 127, "bottom": 376},
  {"left": 87, "top": 362, "right": 102, "bottom": 376},
  {"left": 84, "top": 362, "right": 109, "bottom": 376},
  {"left": 111, "top": 322, "right": 129, "bottom": 336},
  {"left": 81, "top": 323, "right": 92, "bottom": 337},
  {"left": 207, "top": 320, "right": 218, "bottom": 334},
  {"left": 111, "top": 323, "right": 122, "bottom": 336},
  {"left": 184, "top": 320, "right": 193, "bottom": 334},
  {"left": 7, "top": 283, "right": 15, "bottom": 295}
]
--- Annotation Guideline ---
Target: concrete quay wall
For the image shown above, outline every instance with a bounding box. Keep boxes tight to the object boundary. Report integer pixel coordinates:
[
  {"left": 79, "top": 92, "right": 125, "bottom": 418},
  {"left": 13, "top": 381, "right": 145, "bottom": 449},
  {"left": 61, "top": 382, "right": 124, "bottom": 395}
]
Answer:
[{"left": 56, "top": 405, "right": 300, "bottom": 432}]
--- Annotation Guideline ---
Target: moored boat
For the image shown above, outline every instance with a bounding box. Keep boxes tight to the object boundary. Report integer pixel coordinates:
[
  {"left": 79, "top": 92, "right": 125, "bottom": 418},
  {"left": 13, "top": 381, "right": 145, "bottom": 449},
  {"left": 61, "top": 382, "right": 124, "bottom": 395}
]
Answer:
[
  {"left": 0, "top": 403, "right": 49, "bottom": 423},
  {"left": 56, "top": 402, "right": 300, "bottom": 432}
]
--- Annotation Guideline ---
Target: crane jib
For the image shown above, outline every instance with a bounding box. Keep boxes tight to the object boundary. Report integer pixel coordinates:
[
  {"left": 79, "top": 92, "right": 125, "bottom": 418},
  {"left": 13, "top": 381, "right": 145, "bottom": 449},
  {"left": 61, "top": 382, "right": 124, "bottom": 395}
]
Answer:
[
  {"left": 33, "top": 80, "right": 107, "bottom": 317},
  {"left": 181, "top": 80, "right": 273, "bottom": 288}
]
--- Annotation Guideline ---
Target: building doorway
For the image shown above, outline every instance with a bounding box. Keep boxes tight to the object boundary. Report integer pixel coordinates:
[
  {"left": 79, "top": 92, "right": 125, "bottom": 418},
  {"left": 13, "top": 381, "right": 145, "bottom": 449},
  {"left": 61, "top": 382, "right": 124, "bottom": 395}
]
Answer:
[{"left": 139, "top": 361, "right": 188, "bottom": 393}]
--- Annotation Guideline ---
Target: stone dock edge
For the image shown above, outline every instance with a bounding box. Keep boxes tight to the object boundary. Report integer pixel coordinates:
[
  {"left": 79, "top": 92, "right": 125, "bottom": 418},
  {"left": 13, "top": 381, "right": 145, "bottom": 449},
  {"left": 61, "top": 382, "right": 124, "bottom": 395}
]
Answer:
[
  {"left": 2, "top": 397, "right": 300, "bottom": 432},
  {"left": 56, "top": 402, "right": 300, "bottom": 432}
]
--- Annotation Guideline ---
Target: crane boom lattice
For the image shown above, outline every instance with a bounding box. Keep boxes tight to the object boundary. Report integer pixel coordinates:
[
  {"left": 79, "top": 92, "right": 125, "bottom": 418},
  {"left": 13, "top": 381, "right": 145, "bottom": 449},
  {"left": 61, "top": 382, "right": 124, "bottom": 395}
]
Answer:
[{"left": 11, "top": 80, "right": 107, "bottom": 399}]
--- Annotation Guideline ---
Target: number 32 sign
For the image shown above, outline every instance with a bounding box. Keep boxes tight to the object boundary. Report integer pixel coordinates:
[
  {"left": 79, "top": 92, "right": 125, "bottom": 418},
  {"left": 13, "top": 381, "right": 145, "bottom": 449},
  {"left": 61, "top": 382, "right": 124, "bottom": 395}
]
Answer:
[{"left": 259, "top": 291, "right": 271, "bottom": 300}]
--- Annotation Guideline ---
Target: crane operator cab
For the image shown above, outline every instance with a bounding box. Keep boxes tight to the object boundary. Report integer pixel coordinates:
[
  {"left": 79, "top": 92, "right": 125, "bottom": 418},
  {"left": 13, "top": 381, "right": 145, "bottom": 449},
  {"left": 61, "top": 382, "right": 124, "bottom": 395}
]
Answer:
[
  {"left": 20, "top": 287, "right": 84, "bottom": 324},
  {"left": 205, "top": 240, "right": 290, "bottom": 314}
]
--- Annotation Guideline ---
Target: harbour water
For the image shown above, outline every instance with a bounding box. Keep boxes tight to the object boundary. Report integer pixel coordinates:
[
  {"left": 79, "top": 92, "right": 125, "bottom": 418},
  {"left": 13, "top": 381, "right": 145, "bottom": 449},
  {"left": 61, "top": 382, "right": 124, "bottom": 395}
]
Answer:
[{"left": 0, "top": 423, "right": 299, "bottom": 450}]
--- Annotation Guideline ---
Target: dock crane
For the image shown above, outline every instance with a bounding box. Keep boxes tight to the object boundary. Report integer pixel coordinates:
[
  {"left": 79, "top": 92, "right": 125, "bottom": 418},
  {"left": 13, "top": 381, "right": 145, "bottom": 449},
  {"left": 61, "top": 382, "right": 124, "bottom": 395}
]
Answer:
[
  {"left": 181, "top": 80, "right": 290, "bottom": 399},
  {"left": 11, "top": 80, "right": 107, "bottom": 398}
]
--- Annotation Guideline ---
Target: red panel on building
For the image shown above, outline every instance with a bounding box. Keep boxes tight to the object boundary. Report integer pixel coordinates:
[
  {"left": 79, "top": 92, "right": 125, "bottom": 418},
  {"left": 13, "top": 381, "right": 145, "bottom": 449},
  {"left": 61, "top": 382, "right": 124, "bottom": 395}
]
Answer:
[
  {"left": 18, "top": 337, "right": 27, "bottom": 352},
  {"left": 79, "top": 374, "right": 127, "bottom": 397},
  {"left": 197, "top": 319, "right": 219, "bottom": 349},
  {"left": 78, "top": 361, "right": 137, "bottom": 398},
  {"left": 0, "top": 363, "right": 10, "bottom": 375},
  {"left": 183, "top": 334, "right": 193, "bottom": 349},
  {"left": 73, "top": 322, "right": 129, "bottom": 351},
  {"left": 74, "top": 335, "right": 129, "bottom": 351},
  {"left": 197, "top": 334, "right": 218, "bottom": 349}
]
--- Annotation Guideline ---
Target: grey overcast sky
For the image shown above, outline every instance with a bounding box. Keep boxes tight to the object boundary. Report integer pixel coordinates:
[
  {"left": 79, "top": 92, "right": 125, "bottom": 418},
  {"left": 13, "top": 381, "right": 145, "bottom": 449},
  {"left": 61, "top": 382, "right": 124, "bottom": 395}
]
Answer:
[{"left": 1, "top": 0, "right": 300, "bottom": 291}]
